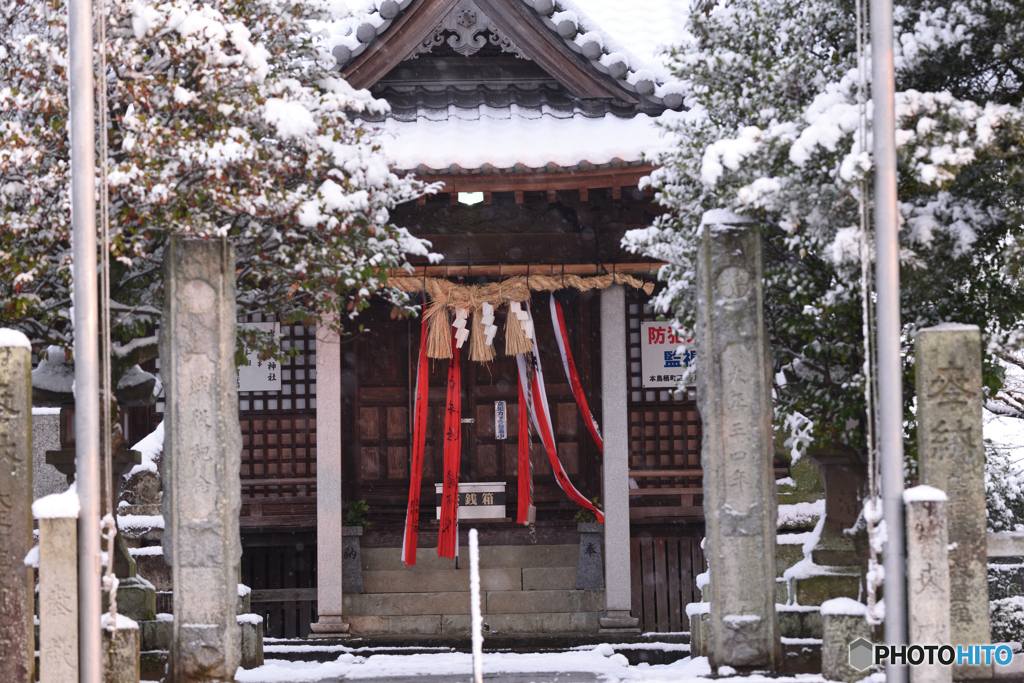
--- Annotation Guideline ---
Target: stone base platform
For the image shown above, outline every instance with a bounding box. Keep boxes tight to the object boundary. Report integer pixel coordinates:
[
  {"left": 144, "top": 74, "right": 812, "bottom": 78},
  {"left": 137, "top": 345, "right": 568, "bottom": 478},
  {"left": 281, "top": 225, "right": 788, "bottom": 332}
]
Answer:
[
  {"left": 343, "top": 545, "right": 607, "bottom": 636},
  {"left": 264, "top": 632, "right": 691, "bottom": 666}
]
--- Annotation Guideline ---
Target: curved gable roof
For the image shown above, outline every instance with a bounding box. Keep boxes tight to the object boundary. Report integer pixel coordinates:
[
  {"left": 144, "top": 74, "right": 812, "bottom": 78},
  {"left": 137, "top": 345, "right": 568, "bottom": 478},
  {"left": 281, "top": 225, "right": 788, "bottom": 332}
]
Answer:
[{"left": 328, "top": 0, "right": 686, "bottom": 109}]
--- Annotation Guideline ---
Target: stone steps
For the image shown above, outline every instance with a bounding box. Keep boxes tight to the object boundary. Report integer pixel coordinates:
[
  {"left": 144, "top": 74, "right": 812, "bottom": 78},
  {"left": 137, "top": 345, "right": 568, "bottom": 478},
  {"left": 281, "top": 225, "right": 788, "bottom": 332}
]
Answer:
[
  {"left": 360, "top": 544, "right": 578, "bottom": 572},
  {"left": 345, "top": 544, "right": 595, "bottom": 635},
  {"left": 263, "top": 632, "right": 691, "bottom": 665},
  {"left": 344, "top": 589, "right": 605, "bottom": 618}
]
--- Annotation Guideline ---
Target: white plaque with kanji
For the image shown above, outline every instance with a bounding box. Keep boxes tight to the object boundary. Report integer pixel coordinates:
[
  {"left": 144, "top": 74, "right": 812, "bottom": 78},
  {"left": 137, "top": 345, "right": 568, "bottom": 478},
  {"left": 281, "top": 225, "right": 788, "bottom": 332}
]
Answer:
[
  {"left": 237, "top": 322, "right": 282, "bottom": 392},
  {"left": 641, "top": 321, "right": 696, "bottom": 388}
]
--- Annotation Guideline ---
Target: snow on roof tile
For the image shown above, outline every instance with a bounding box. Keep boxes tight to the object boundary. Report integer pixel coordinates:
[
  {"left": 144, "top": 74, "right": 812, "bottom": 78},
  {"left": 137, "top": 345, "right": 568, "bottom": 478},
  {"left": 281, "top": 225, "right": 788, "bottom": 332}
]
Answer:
[
  {"left": 377, "top": 110, "right": 667, "bottom": 172},
  {"left": 326, "top": 0, "right": 689, "bottom": 110}
]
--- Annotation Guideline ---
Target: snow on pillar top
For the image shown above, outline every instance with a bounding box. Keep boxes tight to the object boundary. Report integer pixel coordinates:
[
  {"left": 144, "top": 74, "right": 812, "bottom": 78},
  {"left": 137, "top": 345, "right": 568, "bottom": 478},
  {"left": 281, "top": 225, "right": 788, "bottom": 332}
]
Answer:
[
  {"left": 820, "top": 597, "right": 868, "bottom": 617},
  {"left": 903, "top": 485, "right": 948, "bottom": 503},
  {"left": 0, "top": 328, "right": 30, "bottom": 349},
  {"left": 32, "top": 485, "right": 81, "bottom": 519}
]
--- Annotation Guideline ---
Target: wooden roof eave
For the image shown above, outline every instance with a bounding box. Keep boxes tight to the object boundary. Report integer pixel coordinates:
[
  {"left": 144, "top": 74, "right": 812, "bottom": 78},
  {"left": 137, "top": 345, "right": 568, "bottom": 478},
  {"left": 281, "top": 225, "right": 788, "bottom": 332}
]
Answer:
[
  {"left": 343, "top": 0, "right": 637, "bottom": 103},
  {"left": 416, "top": 164, "right": 660, "bottom": 193}
]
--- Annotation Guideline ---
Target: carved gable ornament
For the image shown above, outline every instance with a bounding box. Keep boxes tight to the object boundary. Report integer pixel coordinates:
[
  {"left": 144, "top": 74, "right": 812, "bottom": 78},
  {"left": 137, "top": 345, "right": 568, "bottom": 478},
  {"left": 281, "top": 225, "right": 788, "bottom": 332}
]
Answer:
[{"left": 407, "top": 0, "right": 528, "bottom": 59}]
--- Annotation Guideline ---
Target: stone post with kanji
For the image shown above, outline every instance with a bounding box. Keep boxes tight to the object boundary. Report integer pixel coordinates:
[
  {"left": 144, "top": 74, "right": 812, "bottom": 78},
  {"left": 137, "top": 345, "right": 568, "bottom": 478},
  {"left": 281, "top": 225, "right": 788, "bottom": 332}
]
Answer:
[
  {"left": 695, "top": 213, "right": 782, "bottom": 672},
  {"left": 0, "top": 330, "right": 34, "bottom": 683},
  {"left": 34, "top": 488, "right": 81, "bottom": 683},
  {"left": 904, "top": 485, "right": 952, "bottom": 683},
  {"left": 915, "top": 323, "right": 989, "bottom": 679},
  {"left": 160, "top": 237, "right": 242, "bottom": 679}
]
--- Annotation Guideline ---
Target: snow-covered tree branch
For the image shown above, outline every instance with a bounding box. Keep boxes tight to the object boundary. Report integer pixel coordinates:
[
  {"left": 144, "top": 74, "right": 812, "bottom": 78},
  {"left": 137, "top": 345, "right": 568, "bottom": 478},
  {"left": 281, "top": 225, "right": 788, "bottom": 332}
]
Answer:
[
  {"left": 0, "top": 0, "right": 440, "bottom": 366},
  {"left": 625, "top": 0, "right": 1024, "bottom": 456}
]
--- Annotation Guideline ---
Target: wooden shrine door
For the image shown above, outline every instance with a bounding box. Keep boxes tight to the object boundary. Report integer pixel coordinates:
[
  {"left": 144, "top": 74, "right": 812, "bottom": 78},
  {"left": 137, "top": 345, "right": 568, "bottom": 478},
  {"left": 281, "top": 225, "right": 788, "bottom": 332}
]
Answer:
[{"left": 342, "top": 294, "right": 603, "bottom": 524}]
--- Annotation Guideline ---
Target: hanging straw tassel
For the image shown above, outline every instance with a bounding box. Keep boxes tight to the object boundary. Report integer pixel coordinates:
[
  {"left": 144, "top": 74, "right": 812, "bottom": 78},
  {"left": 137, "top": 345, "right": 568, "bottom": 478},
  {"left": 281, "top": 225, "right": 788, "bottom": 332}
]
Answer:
[
  {"left": 424, "top": 298, "right": 453, "bottom": 359},
  {"left": 469, "top": 307, "right": 496, "bottom": 362},
  {"left": 504, "top": 302, "right": 532, "bottom": 356}
]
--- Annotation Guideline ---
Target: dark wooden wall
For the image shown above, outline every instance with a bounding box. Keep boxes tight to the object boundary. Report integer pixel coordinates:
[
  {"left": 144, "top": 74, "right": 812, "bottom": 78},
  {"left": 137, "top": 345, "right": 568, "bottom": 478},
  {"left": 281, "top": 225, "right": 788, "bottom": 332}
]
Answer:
[
  {"left": 342, "top": 293, "right": 603, "bottom": 525},
  {"left": 630, "top": 526, "right": 705, "bottom": 634}
]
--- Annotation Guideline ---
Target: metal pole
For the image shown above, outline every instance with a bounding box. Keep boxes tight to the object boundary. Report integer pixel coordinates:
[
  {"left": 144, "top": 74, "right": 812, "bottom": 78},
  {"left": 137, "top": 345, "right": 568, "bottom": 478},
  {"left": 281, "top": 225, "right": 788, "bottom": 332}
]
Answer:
[
  {"left": 870, "top": 0, "right": 906, "bottom": 680},
  {"left": 69, "top": 0, "right": 102, "bottom": 675}
]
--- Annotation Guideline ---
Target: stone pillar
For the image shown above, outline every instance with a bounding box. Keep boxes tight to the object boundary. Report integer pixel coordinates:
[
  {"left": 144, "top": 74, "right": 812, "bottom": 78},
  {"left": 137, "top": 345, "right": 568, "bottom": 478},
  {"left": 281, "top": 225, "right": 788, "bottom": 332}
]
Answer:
[
  {"left": 904, "top": 486, "right": 952, "bottom": 683},
  {"left": 695, "top": 216, "right": 781, "bottom": 671},
  {"left": 102, "top": 617, "right": 141, "bottom": 683},
  {"left": 598, "top": 284, "right": 638, "bottom": 633},
  {"left": 821, "top": 598, "right": 870, "bottom": 683},
  {"left": 310, "top": 319, "right": 350, "bottom": 636},
  {"left": 576, "top": 522, "right": 604, "bottom": 590},
  {"left": 160, "top": 237, "right": 242, "bottom": 679},
  {"left": 38, "top": 514, "right": 79, "bottom": 682},
  {"left": 915, "top": 324, "right": 989, "bottom": 679},
  {"left": 0, "top": 333, "right": 34, "bottom": 683}
]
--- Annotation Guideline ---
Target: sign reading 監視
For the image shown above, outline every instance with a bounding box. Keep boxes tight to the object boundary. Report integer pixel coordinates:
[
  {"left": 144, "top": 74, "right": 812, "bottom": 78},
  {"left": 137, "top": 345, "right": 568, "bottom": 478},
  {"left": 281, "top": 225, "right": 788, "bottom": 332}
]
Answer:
[
  {"left": 641, "top": 321, "right": 696, "bottom": 388},
  {"left": 237, "top": 322, "right": 282, "bottom": 392}
]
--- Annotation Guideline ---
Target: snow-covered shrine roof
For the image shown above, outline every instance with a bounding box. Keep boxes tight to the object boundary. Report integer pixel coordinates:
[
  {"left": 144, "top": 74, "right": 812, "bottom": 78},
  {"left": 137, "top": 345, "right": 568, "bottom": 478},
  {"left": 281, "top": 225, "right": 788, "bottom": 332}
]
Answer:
[{"left": 321, "top": 0, "right": 690, "bottom": 178}]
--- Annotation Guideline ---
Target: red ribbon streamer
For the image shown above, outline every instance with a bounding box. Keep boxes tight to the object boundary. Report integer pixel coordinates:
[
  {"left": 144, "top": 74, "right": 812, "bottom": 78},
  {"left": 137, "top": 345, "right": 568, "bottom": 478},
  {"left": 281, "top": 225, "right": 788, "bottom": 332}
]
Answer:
[
  {"left": 515, "top": 304, "right": 604, "bottom": 524},
  {"left": 401, "top": 316, "right": 431, "bottom": 567},
  {"left": 437, "top": 331, "right": 461, "bottom": 559},
  {"left": 528, "top": 366, "right": 604, "bottom": 523},
  {"left": 550, "top": 295, "right": 604, "bottom": 453},
  {"left": 516, "top": 372, "right": 533, "bottom": 524}
]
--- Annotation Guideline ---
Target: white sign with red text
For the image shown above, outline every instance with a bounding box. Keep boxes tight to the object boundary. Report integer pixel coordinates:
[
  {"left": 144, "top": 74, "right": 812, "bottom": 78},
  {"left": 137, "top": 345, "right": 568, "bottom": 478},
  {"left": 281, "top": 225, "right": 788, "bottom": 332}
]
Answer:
[{"left": 641, "top": 321, "right": 696, "bottom": 388}]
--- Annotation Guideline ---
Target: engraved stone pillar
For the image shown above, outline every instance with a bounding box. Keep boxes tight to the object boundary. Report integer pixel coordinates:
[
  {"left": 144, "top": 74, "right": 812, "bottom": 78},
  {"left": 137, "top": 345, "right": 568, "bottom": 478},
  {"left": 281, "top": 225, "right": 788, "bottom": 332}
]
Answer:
[
  {"left": 904, "top": 486, "right": 952, "bottom": 683},
  {"left": 0, "top": 332, "right": 34, "bottom": 683},
  {"left": 598, "top": 284, "right": 639, "bottom": 632},
  {"left": 37, "top": 513, "right": 79, "bottom": 682},
  {"left": 310, "top": 319, "right": 351, "bottom": 637},
  {"left": 915, "top": 323, "right": 989, "bottom": 679},
  {"left": 695, "top": 215, "right": 781, "bottom": 671},
  {"left": 160, "top": 237, "right": 242, "bottom": 680}
]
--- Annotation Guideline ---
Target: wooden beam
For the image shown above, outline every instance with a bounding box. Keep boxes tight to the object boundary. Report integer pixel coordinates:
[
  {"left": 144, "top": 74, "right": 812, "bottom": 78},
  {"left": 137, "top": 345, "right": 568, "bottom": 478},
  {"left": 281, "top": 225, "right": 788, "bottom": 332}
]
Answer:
[
  {"left": 483, "top": 191, "right": 492, "bottom": 205},
  {"left": 473, "top": 0, "right": 636, "bottom": 102},
  {"left": 579, "top": 188, "right": 589, "bottom": 202},
  {"left": 241, "top": 477, "right": 317, "bottom": 487},
  {"left": 547, "top": 190, "right": 557, "bottom": 203},
  {"left": 449, "top": 192, "right": 458, "bottom": 205},
  {"left": 418, "top": 165, "right": 657, "bottom": 194},
  {"left": 251, "top": 588, "right": 318, "bottom": 603},
  {"left": 343, "top": 0, "right": 455, "bottom": 90},
  {"left": 514, "top": 191, "right": 524, "bottom": 204},
  {"left": 390, "top": 262, "right": 665, "bottom": 278}
]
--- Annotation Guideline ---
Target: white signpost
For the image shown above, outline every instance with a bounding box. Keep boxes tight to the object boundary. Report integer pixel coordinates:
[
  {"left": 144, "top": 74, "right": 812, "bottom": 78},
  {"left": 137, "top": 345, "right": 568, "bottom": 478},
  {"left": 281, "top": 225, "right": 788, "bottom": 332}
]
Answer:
[
  {"left": 640, "top": 321, "right": 696, "bottom": 388},
  {"left": 494, "top": 401, "right": 507, "bottom": 440},
  {"left": 237, "top": 322, "right": 282, "bottom": 392}
]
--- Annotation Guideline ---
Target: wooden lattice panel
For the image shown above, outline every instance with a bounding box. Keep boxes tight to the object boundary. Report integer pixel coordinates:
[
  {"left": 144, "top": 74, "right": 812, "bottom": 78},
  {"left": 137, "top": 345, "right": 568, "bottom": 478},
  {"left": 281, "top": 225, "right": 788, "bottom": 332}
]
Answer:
[{"left": 625, "top": 291, "right": 704, "bottom": 520}]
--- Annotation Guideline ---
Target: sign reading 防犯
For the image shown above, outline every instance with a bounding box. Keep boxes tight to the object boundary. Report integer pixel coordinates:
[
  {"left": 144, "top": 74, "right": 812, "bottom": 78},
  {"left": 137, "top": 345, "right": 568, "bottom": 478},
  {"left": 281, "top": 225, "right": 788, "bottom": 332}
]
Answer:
[
  {"left": 237, "top": 322, "right": 282, "bottom": 392},
  {"left": 641, "top": 321, "right": 696, "bottom": 388}
]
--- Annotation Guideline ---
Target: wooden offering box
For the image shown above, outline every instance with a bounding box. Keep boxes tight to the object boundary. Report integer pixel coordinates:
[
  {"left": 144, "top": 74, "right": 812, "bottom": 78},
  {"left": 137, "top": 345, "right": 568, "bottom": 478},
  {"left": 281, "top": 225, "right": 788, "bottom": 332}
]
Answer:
[{"left": 435, "top": 482, "right": 506, "bottom": 520}]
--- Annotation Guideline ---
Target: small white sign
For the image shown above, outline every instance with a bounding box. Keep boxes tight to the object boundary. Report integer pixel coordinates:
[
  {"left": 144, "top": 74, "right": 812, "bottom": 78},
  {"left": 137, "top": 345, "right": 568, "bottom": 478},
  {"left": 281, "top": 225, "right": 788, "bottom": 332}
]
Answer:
[
  {"left": 237, "top": 322, "right": 282, "bottom": 392},
  {"left": 495, "top": 401, "right": 507, "bottom": 440},
  {"left": 641, "top": 321, "right": 696, "bottom": 388}
]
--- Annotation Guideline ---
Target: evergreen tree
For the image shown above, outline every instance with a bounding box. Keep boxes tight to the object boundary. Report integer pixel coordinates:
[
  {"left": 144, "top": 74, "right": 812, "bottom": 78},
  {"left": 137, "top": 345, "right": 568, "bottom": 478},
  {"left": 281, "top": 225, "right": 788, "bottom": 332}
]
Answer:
[
  {"left": 625, "top": 0, "right": 1024, "bottom": 457},
  {"left": 0, "top": 0, "right": 437, "bottom": 372}
]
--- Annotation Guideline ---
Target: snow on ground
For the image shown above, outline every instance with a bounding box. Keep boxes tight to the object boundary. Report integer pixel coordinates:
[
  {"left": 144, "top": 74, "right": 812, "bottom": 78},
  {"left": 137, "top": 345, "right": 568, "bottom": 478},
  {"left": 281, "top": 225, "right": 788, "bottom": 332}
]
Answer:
[{"left": 235, "top": 651, "right": 828, "bottom": 683}]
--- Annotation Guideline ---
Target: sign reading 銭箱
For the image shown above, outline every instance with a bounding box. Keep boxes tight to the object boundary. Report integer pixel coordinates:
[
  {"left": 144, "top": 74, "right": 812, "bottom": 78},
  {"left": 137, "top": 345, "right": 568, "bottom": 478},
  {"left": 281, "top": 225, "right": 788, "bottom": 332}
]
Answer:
[
  {"left": 641, "top": 321, "right": 696, "bottom": 388},
  {"left": 237, "top": 322, "right": 282, "bottom": 392},
  {"left": 495, "top": 401, "right": 507, "bottom": 440}
]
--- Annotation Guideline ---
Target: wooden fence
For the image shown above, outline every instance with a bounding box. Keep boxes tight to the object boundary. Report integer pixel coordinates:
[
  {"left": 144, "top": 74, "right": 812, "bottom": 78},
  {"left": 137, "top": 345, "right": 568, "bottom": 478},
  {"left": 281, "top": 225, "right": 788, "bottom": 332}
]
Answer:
[
  {"left": 241, "top": 535, "right": 318, "bottom": 638},
  {"left": 630, "top": 534, "right": 705, "bottom": 633}
]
